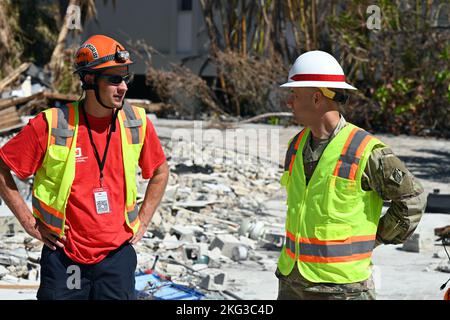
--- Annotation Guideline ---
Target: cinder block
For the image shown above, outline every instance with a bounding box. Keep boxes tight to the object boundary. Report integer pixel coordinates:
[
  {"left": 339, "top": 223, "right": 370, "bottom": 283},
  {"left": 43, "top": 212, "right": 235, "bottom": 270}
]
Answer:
[
  {"left": 199, "top": 271, "right": 227, "bottom": 291},
  {"left": 402, "top": 233, "right": 433, "bottom": 253},
  {"left": 208, "top": 234, "right": 241, "bottom": 258},
  {"left": 169, "top": 225, "right": 195, "bottom": 242}
]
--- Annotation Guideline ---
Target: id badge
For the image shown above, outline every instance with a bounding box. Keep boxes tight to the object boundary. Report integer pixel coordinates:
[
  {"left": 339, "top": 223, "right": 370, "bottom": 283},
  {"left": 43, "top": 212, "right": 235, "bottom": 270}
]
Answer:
[{"left": 93, "top": 187, "right": 111, "bottom": 214}]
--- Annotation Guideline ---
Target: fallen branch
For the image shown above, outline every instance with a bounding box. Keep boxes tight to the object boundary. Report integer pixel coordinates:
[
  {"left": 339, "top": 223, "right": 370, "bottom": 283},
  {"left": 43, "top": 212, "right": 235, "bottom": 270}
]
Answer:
[
  {"left": 0, "top": 92, "right": 44, "bottom": 111},
  {"left": 237, "top": 112, "right": 292, "bottom": 124},
  {"left": 126, "top": 99, "right": 171, "bottom": 113}
]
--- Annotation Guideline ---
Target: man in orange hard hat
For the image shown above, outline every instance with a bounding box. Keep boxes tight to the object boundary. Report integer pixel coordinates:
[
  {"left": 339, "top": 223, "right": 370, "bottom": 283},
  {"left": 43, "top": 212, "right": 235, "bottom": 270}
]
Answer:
[
  {"left": 276, "top": 50, "right": 426, "bottom": 300},
  {"left": 0, "top": 35, "right": 169, "bottom": 299}
]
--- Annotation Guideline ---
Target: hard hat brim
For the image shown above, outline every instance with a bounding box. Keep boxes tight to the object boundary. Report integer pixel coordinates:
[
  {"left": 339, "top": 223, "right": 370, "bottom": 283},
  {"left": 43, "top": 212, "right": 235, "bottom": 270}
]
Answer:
[{"left": 280, "top": 81, "right": 357, "bottom": 90}]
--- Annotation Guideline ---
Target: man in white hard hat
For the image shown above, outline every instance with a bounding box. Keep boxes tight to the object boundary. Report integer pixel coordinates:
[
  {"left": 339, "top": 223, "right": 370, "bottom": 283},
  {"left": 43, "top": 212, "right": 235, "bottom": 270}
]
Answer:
[{"left": 276, "top": 50, "right": 426, "bottom": 300}]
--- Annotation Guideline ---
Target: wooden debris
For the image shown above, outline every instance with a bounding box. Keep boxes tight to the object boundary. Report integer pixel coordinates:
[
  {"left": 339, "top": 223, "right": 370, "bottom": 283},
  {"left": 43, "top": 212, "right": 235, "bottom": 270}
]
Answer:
[
  {"left": 126, "top": 99, "right": 171, "bottom": 113},
  {"left": 238, "top": 112, "right": 293, "bottom": 124},
  {"left": 0, "top": 62, "right": 31, "bottom": 92},
  {"left": 0, "top": 91, "right": 44, "bottom": 111},
  {"left": 0, "top": 106, "right": 21, "bottom": 130}
]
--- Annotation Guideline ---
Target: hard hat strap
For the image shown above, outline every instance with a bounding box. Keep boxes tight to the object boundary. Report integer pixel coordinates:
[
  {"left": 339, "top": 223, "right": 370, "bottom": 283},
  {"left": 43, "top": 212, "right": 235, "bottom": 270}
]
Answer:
[
  {"left": 319, "top": 87, "right": 336, "bottom": 99},
  {"left": 93, "top": 76, "right": 124, "bottom": 110},
  {"left": 319, "top": 87, "right": 349, "bottom": 104},
  {"left": 80, "top": 76, "right": 124, "bottom": 110}
]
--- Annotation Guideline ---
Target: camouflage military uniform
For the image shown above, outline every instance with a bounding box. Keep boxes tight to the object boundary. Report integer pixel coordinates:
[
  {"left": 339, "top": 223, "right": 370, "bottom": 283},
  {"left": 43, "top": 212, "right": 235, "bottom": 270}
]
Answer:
[{"left": 276, "top": 115, "right": 427, "bottom": 300}]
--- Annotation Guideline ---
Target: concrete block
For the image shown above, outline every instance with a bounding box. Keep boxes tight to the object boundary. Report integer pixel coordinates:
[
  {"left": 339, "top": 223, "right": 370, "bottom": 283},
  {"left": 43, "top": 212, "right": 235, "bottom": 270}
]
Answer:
[
  {"left": 160, "top": 233, "right": 182, "bottom": 250},
  {"left": 170, "top": 225, "right": 204, "bottom": 242},
  {"left": 402, "top": 233, "right": 434, "bottom": 253},
  {"left": 182, "top": 243, "right": 204, "bottom": 261},
  {"left": 170, "top": 225, "right": 195, "bottom": 242},
  {"left": 199, "top": 271, "right": 227, "bottom": 291},
  {"left": 181, "top": 243, "right": 209, "bottom": 262},
  {"left": 208, "top": 234, "right": 241, "bottom": 258}
]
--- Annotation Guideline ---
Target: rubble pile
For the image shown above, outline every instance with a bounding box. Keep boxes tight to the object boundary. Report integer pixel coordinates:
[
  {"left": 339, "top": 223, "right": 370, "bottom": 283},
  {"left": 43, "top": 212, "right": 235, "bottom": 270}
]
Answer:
[
  {"left": 0, "top": 232, "right": 42, "bottom": 287},
  {"left": 132, "top": 137, "right": 287, "bottom": 298},
  {"left": 0, "top": 130, "right": 287, "bottom": 298},
  {"left": 0, "top": 117, "right": 447, "bottom": 299}
]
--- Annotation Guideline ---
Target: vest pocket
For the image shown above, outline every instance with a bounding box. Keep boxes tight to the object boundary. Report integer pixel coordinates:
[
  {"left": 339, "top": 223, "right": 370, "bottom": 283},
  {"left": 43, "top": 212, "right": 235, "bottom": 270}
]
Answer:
[
  {"left": 45, "top": 145, "right": 70, "bottom": 180},
  {"left": 315, "top": 224, "right": 352, "bottom": 241},
  {"left": 280, "top": 171, "right": 290, "bottom": 188},
  {"left": 324, "top": 175, "right": 359, "bottom": 217}
]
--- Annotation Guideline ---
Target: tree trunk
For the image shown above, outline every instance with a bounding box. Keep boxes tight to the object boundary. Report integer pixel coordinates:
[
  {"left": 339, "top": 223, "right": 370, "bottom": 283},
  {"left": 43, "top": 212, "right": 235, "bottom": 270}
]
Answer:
[
  {"left": 286, "top": 0, "right": 302, "bottom": 55},
  {"left": 49, "top": 0, "right": 80, "bottom": 84},
  {"left": 311, "top": 0, "right": 317, "bottom": 49},
  {"left": 241, "top": 0, "right": 247, "bottom": 57},
  {"left": 0, "top": 1, "right": 19, "bottom": 77},
  {"left": 300, "top": 0, "right": 311, "bottom": 51}
]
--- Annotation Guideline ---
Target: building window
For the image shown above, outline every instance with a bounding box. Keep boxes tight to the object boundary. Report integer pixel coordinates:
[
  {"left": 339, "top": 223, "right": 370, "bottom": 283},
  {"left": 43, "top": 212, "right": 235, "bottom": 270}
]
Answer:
[
  {"left": 179, "top": 0, "right": 192, "bottom": 12},
  {"left": 177, "top": 0, "right": 193, "bottom": 53}
]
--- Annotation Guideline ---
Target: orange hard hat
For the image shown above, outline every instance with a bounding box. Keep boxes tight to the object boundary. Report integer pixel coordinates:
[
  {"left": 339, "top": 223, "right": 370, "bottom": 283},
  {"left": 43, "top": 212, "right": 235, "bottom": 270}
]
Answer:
[{"left": 74, "top": 34, "right": 133, "bottom": 74}]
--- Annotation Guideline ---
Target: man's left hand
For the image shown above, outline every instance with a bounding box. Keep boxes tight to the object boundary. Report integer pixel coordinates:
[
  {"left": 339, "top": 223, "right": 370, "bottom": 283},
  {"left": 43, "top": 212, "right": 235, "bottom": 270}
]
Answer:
[{"left": 129, "top": 221, "right": 148, "bottom": 244}]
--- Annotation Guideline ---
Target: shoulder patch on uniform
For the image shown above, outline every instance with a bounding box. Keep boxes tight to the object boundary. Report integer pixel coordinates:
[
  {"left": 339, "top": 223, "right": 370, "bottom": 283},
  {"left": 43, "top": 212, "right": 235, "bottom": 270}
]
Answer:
[{"left": 389, "top": 167, "right": 405, "bottom": 186}]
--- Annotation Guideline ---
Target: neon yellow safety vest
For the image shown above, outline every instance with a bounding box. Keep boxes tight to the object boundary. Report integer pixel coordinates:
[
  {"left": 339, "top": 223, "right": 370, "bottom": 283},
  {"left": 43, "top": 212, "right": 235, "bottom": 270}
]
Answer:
[
  {"left": 32, "top": 101, "right": 147, "bottom": 237},
  {"left": 277, "top": 123, "right": 386, "bottom": 284}
]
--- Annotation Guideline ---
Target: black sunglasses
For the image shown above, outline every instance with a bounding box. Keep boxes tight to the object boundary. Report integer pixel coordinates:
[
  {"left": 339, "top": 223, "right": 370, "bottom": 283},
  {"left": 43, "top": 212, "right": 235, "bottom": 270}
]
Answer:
[{"left": 96, "top": 73, "right": 133, "bottom": 85}]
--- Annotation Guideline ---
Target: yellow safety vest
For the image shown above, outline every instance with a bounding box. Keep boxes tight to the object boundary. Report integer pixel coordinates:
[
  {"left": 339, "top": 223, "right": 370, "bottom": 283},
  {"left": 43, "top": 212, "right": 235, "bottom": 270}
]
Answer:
[
  {"left": 32, "top": 101, "right": 146, "bottom": 237},
  {"left": 277, "top": 123, "right": 386, "bottom": 283}
]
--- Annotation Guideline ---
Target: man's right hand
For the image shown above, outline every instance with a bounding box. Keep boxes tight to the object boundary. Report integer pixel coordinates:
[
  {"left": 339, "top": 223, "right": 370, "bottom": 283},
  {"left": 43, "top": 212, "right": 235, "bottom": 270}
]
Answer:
[{"left": 22, "top": 216, "right": 67, "bottom": 250}]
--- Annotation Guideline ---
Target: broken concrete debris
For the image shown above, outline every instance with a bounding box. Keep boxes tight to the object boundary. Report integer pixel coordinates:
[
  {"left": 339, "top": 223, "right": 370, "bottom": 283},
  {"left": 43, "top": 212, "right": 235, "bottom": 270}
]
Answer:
[
  {"left": 130, "top": 136, "right": 287, "bottom": 299},
  {"left": 2, "top": 119, "right": 447, "bottom": 300}
]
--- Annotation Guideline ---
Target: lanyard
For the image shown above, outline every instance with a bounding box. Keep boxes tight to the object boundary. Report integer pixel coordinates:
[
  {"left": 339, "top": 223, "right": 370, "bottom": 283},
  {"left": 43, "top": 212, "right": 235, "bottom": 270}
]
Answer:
[{"left": 80, "top": 101, "right": 118, "bottom": 187}]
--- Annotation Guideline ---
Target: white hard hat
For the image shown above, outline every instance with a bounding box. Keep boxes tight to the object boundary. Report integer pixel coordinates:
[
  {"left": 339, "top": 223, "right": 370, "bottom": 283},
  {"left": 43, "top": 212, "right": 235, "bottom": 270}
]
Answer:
[{"left": 280, "top": 50, "right": 357, "bottom": 90}]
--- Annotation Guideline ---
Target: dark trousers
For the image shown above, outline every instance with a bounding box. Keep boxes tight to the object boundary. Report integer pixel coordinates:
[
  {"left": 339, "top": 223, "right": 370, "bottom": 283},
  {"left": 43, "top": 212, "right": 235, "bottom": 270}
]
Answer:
[{"left": 37, "top": 243, "right": 137, "bottom": 300}]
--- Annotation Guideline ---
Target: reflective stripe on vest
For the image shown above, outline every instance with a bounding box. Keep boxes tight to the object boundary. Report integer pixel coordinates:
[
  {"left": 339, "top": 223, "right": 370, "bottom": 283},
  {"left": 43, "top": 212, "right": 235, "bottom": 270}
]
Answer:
[
  {"left": 284, "top": 129, "right": 305, "bottom": 175},
  {"left": 127, "top": 204, "right": 139, "bottom": 227},
  {"left": 121, "top": 103, "right": 143, "bottom": 145},
  {"left": 49, "top": 105, "right": 75, "bottom": 148},
  {"left": 32, "top": 194, "right": 64, "bottom": 230},
  {"left": 298, "top": 235, "right": 375, "bottom": 263},
  {"left": 333, "top": 128, "right": 372, "bottom": 180},
  {"left": 285, "top": 231, "right": 296, "bottom": 259}
]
